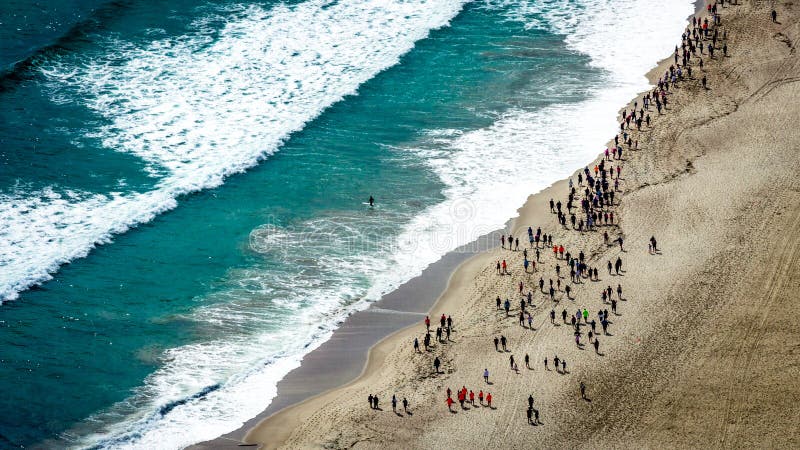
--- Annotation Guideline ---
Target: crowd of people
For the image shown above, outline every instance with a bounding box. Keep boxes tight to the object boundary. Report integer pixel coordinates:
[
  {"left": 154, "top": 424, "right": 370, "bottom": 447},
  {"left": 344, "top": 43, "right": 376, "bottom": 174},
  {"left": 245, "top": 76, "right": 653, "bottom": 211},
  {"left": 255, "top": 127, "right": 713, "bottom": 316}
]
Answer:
[{"left": 366, "top": 0, "right": 735, "bottom": 428}]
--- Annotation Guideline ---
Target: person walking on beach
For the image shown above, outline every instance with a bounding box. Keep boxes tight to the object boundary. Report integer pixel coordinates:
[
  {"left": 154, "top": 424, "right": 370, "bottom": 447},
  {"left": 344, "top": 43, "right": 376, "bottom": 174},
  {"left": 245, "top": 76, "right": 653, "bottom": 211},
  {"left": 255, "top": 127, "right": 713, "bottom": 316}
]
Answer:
[
  {"left": 392, "top": 394, "right": 397, "bottom": 412},
  {"left": 527, "top": 407, "right": 533, "bottom": 424},
  {"left": 368, "top": 394, "right": 374, "bottom": 409},
  {"left": 510, "top": 354, "right": 515, "bottom": 370},
  {"left": 594, "top": 337, "right": 600, "bottom": 354},
  {"left": 501, "top": 335, "right": 508, "bottom": 351},
  {"left": 484, "top": 368, "right": 490, "bottom": 383},
  {"left": 525, "top": 353, "right": 530, "bottom": 369},
  {"left": 487, "top": 393, "right": 493, "bottom": 407},
  {"left": 772, "top": 9, "right": 778, "bottom": 22},
  {"left": 433, "top": 357, "right": 441, "bottom": 373},
  {"left": 479, "top": 390, "right": 484, "bottom": 405},
  {"left": 446, "top": 395, "right": 454, "bottom": 412},
  {"left": 414, "top": 337, "right": 419, "bottom": 352},
  {"left": 494, "top": 336, "right": 500, "bottom": 351},
  {"left": 580, "top": 382, "right": 587, "bottom": 400},
  {"left": 373, "top": 395, "right": 379, "bottom": 410}
]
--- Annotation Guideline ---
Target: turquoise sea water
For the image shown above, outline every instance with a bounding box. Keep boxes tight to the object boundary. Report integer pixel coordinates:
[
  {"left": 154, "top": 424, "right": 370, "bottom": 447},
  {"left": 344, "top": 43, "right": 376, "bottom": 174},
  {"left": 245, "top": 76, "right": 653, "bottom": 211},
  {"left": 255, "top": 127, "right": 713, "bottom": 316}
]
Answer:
[{"left": 0, "top": 0, "right": 692, "bottom": 447}]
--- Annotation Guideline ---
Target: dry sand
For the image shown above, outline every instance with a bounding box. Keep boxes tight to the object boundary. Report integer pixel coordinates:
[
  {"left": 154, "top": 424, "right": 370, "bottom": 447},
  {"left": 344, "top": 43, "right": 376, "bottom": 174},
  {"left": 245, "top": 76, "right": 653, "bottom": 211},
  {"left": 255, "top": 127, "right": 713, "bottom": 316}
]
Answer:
[{"left": 243, "top": 1, "right": 800, "bottom": 448}]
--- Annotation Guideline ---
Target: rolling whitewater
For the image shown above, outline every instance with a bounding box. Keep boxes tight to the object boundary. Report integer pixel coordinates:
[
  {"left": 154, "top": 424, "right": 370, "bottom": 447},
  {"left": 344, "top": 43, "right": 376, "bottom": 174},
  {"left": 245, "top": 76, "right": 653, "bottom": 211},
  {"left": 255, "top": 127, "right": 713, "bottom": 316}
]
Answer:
[{"left": 0, "top": 0, "right": 691, "bottom": 448}]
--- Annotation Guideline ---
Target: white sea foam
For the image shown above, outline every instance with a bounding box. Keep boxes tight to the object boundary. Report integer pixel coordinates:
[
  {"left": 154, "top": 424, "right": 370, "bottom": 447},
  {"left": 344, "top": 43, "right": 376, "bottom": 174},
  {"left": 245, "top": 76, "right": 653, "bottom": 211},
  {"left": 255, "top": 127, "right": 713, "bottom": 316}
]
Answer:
[
  {"left": 1, "top": 0, "right": 468, "bottom": 301},
  {"left": 70, "top": 212, "right": 400, "bottom": 449},
  {"left": 0, "top": 188, "right": 178, "bottom": 301},
  {"left": 8, "top": 0, "right": 695, "bottom": 448}
]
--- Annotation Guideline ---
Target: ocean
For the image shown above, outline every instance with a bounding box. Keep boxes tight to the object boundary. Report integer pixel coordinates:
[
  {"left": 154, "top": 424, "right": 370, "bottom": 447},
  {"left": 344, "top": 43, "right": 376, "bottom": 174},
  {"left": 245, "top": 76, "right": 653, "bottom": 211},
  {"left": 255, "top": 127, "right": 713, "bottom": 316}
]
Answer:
[{"left": 0, "top": 0, "right": 692, "bottom": 448}]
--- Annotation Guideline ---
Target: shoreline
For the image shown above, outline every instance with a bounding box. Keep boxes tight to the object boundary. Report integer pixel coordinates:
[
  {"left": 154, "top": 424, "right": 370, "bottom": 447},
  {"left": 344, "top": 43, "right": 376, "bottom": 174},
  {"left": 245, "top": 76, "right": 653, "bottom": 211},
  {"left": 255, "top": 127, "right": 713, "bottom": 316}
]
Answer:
[
  {"left": 190, "top": 230, "right": 503, "bottom": 449},
  {"left": 200, "top": 0, "right": 800, "bottom": 448},
  {"left": 196, "top": 0, "right": 705, "bottom": 448}
]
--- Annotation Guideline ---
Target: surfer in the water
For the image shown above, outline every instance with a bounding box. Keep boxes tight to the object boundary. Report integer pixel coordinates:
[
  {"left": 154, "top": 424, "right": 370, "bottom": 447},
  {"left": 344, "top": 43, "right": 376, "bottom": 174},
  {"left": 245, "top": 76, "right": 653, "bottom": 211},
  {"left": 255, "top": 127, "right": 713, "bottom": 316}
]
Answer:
[{"left": 369, "top": 195, "right": 375, "bottom": 207}]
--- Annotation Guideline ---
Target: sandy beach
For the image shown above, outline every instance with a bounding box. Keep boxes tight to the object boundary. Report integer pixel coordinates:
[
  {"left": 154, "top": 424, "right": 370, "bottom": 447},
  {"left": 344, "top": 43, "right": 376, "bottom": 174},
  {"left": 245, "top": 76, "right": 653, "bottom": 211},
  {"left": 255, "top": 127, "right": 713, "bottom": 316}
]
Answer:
[{"left": 233, "top": 1, "right": 800, "bottom": 448}]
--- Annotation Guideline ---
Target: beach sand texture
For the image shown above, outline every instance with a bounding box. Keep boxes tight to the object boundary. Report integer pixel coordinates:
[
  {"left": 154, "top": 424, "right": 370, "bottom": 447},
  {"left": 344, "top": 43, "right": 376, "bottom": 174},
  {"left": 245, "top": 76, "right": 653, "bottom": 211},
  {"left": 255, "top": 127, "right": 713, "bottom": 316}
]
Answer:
[{"left": 244, "top": 1, "right": 800, "bottom": 448}]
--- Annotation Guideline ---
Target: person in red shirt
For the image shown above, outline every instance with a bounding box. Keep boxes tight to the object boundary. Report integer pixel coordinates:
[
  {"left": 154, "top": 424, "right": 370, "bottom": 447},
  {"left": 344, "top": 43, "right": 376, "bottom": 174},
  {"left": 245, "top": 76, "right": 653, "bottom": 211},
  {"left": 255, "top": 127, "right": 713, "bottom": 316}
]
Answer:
[
  {"left": 486, "top": 393, "right": 493, "bottom": 407},
  {"left": 469, "top": 390, "right": 475, "bottom": 406},
  {"left": 446, "top": 396, "right": 454, "bottom": 411},
  {"left": 478, "top": 390, "right": 484, "bottom": 405}
]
